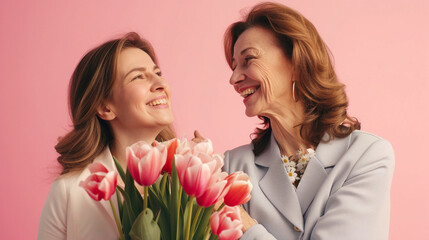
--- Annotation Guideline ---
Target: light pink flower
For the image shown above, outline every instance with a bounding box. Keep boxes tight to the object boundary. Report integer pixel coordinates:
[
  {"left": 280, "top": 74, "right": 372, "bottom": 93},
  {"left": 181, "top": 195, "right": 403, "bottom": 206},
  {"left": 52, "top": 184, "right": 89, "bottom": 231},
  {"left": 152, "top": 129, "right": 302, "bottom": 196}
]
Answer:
[
  {"left": 175, "top": 137, "right": 194, "bottom": 156},
  {"left": 79, "top": 162, "right": 118, "bottom": 201},
  {"left": 127, "top": 141, "right": 167, "bottom": 186},
  {"left": 196, "top": 172, "right": 229, "bottom": 207},
  {"left": 210, "top": 206, "right": 243, "bottom": 240},
  {"left": 176, "top": 138, "right": 215, "bottom": 156},
  {"left": 174, "top": 153, "right": 213, "bottom": 198},
  {"left": 192, "top": 139, "right": 214, "bottom": 155},
  {"left": 223, "top": 172, "right": 253, "bottom": 206}
]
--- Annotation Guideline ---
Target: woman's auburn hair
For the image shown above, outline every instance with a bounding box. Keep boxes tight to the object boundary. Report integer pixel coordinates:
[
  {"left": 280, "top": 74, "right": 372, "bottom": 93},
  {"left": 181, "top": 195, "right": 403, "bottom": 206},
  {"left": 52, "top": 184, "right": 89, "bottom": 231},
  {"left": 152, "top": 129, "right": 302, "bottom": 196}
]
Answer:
[
  {"left": 224, "top": 2, "right": 360, "bottom": 155},
  {"left": 56, "top": 32, "right": 175, "bottom": 175}
]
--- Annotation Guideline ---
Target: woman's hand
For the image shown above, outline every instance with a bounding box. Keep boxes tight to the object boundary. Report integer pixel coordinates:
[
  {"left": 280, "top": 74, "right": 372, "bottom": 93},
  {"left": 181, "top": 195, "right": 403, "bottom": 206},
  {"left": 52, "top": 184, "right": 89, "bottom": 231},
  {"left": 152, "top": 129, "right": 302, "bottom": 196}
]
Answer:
[
  {"left": 239, "top": 206, "right": 257, "bottom": 232},
  {"left": 192, "top": 130, "right": 205, "bottom": 143}
]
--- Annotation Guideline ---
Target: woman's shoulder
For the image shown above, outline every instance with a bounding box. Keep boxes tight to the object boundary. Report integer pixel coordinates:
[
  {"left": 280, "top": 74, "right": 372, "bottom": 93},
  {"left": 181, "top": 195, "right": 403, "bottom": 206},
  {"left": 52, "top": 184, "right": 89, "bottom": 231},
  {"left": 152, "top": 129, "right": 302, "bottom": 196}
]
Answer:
[
  {"left": 348, "top": 130, "right": 395, "bottom": 163},
  {"left": 225, "top": 143, "right": 254, "bottom": 159},
  {"left": 347, "top": 130, "right": 394, "bottom": 153},
  {"left": 349, "top": 129, "right": 387, "bottom": 142},
  {"left": 315, "top": 130, "right": 394, "bottom": 169},
  {"left": 322, "top": 130, "right": 392, "bottom": 151},
  {"left": 47, "top": 171, "right": 83, "bottom": 198},
  {"left": 331, "top": 130, "right": 395, "bottom": 169},
  {"left": 223, "top": 143, "right": 255, "bottom": 174}
]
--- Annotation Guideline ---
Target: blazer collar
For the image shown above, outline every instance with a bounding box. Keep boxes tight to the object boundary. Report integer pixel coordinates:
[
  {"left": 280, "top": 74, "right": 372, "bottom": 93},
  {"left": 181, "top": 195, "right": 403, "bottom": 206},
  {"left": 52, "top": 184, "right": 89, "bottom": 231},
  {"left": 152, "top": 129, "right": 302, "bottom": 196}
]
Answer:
[
  {"left": 313, "top": 133, "right": 350, "bottom": 168},
  {"left": 254, "top": 133, "right": 351, "bottom": 226},
  {"left": 78, "top": 147, "right": 119, "bottom": 226},
  {"left": 255, "top": 134, "right": 304, "bottom": 230},
  {"left": 253, "top": 132, "right": 349, "bottom": 168}
]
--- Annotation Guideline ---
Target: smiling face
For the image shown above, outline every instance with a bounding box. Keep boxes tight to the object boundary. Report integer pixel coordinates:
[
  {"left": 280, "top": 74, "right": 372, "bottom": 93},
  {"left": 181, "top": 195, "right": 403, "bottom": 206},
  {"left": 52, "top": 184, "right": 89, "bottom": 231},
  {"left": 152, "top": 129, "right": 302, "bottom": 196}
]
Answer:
[
  {"left": 230, "top": 26, "right": 295, "bottom": 118},
  {"left": 106, "top": 47, "right": 173, "bottom": 134}
]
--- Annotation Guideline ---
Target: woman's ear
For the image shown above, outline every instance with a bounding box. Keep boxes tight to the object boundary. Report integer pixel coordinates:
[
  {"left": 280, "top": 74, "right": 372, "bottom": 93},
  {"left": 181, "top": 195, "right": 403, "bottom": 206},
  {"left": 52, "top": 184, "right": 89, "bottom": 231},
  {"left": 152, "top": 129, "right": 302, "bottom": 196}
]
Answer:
[{"left": 97, "top": 104, "right": 116, "bottom": 121}]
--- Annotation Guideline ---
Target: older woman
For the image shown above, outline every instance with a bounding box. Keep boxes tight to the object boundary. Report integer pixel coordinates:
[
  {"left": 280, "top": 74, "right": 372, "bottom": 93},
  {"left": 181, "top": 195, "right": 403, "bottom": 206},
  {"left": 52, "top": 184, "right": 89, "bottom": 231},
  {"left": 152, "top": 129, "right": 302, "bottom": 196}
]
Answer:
[
  {"left": 38, "top": 32, "right": 175, "bottom": 239},
  {"left": 223, "top": 2, "right": 394, "bottom": 240}
]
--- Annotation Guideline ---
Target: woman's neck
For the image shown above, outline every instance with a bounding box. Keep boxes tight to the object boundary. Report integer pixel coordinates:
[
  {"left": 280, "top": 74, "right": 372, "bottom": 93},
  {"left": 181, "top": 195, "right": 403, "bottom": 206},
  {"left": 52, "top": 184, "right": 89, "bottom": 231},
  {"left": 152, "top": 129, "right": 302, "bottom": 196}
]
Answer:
[
  {"left": 271, "top": 119, "right": 304, "bottom": 156},
  {"left": 265, "top": 102, "right": 308, "bottom": 156}
]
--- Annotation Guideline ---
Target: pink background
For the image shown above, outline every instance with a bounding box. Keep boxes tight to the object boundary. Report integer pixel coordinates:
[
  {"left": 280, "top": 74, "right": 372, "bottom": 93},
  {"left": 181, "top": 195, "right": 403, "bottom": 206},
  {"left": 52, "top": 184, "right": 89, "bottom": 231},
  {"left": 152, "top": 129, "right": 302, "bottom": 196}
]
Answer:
[{"left": 1, "top": 0, "right": 428, "bottom": 239}]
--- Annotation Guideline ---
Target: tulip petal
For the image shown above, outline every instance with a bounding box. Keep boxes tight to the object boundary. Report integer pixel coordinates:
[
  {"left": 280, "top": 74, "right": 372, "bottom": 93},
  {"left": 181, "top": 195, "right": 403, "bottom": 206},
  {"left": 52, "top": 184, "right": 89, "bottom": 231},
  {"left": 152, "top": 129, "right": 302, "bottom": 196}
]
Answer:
[
  {"left": 79, "top": 162, "right": 117, "bottom": 201},
  {"left": 218, "top": 227, "right": 243, "bottom": 240},
  {"left": 210, "top": 206, "right": 243, "bottom": 240}
]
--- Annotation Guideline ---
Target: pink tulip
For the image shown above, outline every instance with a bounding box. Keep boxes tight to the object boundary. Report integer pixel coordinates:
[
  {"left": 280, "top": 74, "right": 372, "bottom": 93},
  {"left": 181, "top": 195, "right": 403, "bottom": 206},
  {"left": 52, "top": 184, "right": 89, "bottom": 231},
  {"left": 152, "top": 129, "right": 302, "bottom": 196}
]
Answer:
[
  {"left": 210, "top": 206, "right": 243, "bottom": 240},
  {"left": 176, "top": 138, "right": 214, "bottom": 156},
  {"left": 192, "top": 139, "right": 214, "bottom": 155},
  {"left": 223, "top": 172, "right": 253, "bottom": 207},
  {"left": 210, "top": 153, "right": 224, "bottom": 174},
  {"left": 175, "top": 137, "right": 194, "bottom": 156},
  {"left": 127, "top": 141, "right": 167, "bottom": 186},
  {"left": 174, "top": 153, "right": 213, "bottom": 198},
  {"left": 196, "top": 172, "right": 229, "bottom": 207},
  {"left": 79, "top": 162, "right": 118, "bottom": 201},
  {"left": 160, "top": 138, "right": 179, "bottom": 173}
]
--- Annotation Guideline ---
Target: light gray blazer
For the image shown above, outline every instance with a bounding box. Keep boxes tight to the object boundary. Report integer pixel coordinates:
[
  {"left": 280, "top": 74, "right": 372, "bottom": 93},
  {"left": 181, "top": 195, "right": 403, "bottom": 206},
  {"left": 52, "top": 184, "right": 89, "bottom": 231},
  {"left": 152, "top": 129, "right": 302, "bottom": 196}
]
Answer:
[{"left": 224, "top": 130, "right": 394, "bottom": 240}]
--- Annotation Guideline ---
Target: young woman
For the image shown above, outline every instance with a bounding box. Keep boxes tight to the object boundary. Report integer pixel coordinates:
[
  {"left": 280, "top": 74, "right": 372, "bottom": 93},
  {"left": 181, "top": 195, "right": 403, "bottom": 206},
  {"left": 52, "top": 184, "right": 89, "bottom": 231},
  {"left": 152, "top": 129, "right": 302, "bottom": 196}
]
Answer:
[{"left": 38, "top": 32, "right": 175, "bottom": 240}]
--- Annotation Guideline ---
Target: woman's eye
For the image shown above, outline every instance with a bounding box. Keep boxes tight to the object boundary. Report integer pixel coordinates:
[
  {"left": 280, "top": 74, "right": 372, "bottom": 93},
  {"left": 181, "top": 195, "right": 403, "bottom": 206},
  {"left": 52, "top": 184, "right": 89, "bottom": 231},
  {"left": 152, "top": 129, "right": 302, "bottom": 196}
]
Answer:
[
  {"left": 132, "top": 74, "right": 144, "bottom": 80},
  {"left": 244, "top": 56, "right": 255, "bottom": 63}
]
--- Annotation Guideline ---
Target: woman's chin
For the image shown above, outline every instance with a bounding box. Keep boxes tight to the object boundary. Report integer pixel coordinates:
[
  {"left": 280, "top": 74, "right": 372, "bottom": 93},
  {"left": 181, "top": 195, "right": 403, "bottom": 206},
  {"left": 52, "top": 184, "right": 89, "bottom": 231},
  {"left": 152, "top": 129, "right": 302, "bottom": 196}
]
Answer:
[
  {"left": 245, "top": 108, "right": 258, "bottom": 117},
  {"left": 153, "top": 114, "right": 174, "bottom": 127}
]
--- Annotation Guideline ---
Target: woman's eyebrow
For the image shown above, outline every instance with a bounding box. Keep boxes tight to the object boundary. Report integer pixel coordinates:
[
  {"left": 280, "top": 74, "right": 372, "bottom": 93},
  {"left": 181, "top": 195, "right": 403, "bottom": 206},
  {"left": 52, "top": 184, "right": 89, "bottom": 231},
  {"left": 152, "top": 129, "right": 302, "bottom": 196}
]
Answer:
[
  {"left": 232, "top": 47, "right": 258, "bottom": 63},
  {"left": 123, "top": 67, "right": 146, "bottom": 80}
]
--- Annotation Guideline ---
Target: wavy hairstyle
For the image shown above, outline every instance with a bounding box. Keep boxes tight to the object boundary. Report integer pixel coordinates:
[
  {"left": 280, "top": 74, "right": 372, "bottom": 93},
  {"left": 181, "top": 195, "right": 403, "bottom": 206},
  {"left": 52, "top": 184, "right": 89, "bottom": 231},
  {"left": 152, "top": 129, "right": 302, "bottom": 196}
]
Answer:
[
  {"left": 224, "top": 2, "right": 360, "bottom": 155},
  {"left": 56, "top": 32, "right": 175, "bottom": 174}
]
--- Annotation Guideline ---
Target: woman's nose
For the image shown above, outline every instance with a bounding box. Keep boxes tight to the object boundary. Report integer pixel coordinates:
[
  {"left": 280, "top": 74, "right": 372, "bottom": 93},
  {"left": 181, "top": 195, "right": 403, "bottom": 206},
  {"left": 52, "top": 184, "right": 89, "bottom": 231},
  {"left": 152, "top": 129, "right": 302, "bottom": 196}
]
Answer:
[
  {"left": 151, "top": 74, "right": 169, "bottom": 92},
  {"left": 229, "top": 69, "right": 245, "bottom": 85}
]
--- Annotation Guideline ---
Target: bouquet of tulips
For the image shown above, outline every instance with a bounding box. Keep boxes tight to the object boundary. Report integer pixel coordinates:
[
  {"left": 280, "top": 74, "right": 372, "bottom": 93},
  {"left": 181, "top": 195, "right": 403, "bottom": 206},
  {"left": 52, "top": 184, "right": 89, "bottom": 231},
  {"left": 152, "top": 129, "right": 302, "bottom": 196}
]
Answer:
[{"left": 79, "top": 137, "right": 253, "bottom": 240}]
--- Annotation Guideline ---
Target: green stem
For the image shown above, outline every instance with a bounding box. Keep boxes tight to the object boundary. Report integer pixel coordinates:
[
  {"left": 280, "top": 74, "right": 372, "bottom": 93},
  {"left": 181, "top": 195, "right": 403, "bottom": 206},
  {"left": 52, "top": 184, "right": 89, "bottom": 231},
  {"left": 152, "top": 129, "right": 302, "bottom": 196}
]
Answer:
[
  {"left": 176, "top": 187, "right": 183, "bottom": 240},
  {"left": 217, "top": 202, "right": 225, "bottom": 211},
  {"left": 144, "top": 186, "right": 148, "bottom": 210},
  {"left": 208, "top": 233, "right": 218, "bottom": 240},
  {"left": 190, "top": 206, "right": 203, "bottom": 239},
  {"left": 109, "top": 198, "right": 125, "bottom": 240},
  {"left": 203, "top": 223, "right": 211, "bottom": 240},
  {"left": 160, "top": 173, "right": 168, "bottom": 197},
  {"left": 184, "top": 196, "right": 195, "bottom": 240}
]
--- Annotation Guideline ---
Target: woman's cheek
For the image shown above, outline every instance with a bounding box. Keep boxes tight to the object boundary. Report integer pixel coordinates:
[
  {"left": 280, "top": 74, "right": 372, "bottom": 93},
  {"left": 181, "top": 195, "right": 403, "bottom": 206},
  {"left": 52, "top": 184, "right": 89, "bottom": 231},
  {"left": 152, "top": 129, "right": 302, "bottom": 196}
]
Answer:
[{"left": 256, "top": 64, "right": 276, "bottom": 103}]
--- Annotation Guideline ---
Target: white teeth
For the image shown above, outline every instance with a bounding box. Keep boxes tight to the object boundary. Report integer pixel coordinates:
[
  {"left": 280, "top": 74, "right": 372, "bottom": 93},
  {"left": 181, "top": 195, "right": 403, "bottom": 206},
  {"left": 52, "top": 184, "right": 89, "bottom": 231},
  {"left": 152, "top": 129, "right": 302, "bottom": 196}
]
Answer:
[
  {"left": 148, "top": 98, "right": 167, "bottom": 106},
  {"left": 240, "top": 87, "right": 257, "bottom": 98}
]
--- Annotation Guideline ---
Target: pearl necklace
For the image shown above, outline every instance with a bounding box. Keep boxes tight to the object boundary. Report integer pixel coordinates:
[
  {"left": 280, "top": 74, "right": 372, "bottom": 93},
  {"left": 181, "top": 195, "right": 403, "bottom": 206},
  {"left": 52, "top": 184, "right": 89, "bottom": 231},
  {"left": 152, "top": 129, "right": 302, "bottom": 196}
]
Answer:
[{"left": 281, "top": 148, "right": 315, "bottom": 188}]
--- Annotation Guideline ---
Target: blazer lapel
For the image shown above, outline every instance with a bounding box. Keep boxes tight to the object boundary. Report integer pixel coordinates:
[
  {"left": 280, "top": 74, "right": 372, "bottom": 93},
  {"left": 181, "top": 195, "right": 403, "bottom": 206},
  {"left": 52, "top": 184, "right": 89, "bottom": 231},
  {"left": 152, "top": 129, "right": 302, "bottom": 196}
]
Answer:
[
  {"left": 296, "top": 134, "right": 350, "bottom": 214},
  {"left": 296, "top": 156, "right": 327, "bottom": 215},
  {"left": 256, "top": 134, "right": 304, "bottom": 230}
]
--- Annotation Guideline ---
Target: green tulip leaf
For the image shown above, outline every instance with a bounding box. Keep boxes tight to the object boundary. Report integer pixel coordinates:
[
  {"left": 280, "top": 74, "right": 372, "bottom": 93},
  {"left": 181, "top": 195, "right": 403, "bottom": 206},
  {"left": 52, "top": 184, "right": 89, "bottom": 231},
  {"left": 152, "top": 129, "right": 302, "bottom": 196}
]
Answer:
[
  {"left": 147, "top": 179, "right": 171, "bottom": 240},
  {"left": 117, "top": 186, "right": 136, "bottom": 240},
  {"left": 129, "top": 208, "right": 161, "bottom": 240},
  {"left": 124, "top": 167, "right": 143, "bottom": 215},
  {"left": 116, "top": 188, "right": 124, "bottom": 221},
  {"left": 112, "top": 155, "right": 126, "bottom": 182},
  {"left": 193, "top": 205, "right": 214, "bottom": 240}
]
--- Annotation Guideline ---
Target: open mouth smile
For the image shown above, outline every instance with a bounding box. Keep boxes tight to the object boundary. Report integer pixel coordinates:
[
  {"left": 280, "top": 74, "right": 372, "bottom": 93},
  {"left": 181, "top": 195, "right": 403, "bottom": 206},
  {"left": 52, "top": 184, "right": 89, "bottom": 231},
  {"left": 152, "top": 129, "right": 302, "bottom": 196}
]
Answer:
[
  {"left": 239, "top": 86, "right": 260, "bottom": 99},
  {"left": 147, "top": 97, "right": 168, "bottom": 107}
]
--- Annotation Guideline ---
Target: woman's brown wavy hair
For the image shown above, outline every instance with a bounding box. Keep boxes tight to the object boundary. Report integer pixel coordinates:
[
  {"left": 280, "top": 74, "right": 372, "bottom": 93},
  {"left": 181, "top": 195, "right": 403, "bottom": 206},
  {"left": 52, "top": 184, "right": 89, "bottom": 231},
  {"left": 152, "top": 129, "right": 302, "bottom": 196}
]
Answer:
[
  {"left": 224, "top": 2, "right": 360, "bottom": 155},
  {"left": 56, "top": 32, "right": 175, "bottom": 174}
]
